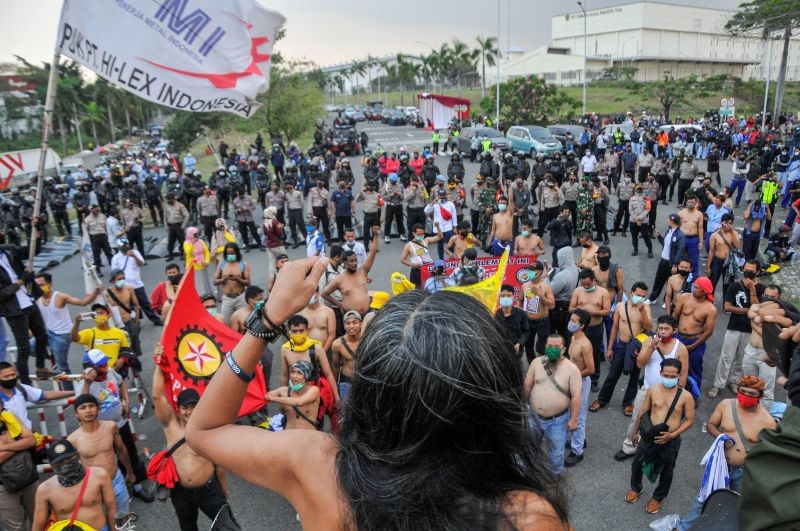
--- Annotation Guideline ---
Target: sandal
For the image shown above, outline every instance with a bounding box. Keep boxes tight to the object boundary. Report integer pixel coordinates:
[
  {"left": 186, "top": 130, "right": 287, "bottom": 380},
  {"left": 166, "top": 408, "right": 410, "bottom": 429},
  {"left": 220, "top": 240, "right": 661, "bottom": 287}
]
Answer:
[
  {"left": 624, "top": 490, "right": 641, "bottom": 503},
  {"left": 589, "top": 400, "right": 603, "bottom": 412}
]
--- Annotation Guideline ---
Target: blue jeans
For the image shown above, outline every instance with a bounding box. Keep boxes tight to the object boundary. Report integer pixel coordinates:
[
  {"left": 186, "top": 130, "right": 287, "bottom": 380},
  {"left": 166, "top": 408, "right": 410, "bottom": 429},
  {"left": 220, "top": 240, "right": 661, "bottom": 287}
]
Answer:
[
  {"left": 112, "top": 469, "right": 130, "bottom": 517},
  {"left": 48, "top": 332, "right": 73, "bottom": 390},
  {"left": 730, "top": 177, "right": 747, "bottom": 206},
  {"left": 781, "top": 179, "right": 798, "bottom": 208},
  {"left": 437, "top": 230, "right": 453, "bottom": 260},
  {"left": 685, "top": 235, "right": 700, "bottom": 278},
  {"left": 570, "top": 376, "right": 591, "bottom": 456},
  {"left": 533, "top": 410, "right": 569, "bottom": 475},
  {"left": 339, "top": 380, "right": 352, "bottom": 406},
  {"left": 0, "top": 318, "right": 7, "bottom": 362},
  {"left": 677, "top": 466, "right": 743, "bottom": 530}
]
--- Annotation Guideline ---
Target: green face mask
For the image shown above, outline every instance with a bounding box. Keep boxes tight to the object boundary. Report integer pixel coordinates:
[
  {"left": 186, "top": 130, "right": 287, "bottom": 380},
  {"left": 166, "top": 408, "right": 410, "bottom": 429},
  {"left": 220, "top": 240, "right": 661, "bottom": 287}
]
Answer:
[
  {"left": 521, "top": 230, "right": 530, "bottom": 237},
  {"left": 289, "top": 382, "right": 303, "bottom": 392},
  {"left": 584, "top": 285, "right": 596, "bottom": 292},
  {"left": 544, "top": 347, "right": 562, "bottom": 361},
  {"left": 415, "top": 235, "right": 425, "bottom": 242},
  {"left": 226, "top": 255, "right": 237, "bottom": 262}
]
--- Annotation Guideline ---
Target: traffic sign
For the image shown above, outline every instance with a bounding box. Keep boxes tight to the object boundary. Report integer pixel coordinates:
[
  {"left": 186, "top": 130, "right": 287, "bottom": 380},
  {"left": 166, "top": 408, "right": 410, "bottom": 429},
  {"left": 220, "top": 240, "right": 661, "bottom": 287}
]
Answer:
[{"left": 721, "top": 97, "right": 735, "bottom": 108}]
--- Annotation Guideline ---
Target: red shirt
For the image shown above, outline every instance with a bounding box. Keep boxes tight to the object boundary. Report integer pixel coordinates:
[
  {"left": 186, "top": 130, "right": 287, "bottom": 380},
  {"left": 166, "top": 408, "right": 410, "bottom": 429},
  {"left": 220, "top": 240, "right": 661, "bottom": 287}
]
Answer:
[
  {"left": 410, "top": 157, "right": 424, "bottom": 176},
  {"left": 385, "top": 159, "right": 400, "bottom": 175},
  {"left": 150, "top": 281, "right": 169, "bottom": 314}
]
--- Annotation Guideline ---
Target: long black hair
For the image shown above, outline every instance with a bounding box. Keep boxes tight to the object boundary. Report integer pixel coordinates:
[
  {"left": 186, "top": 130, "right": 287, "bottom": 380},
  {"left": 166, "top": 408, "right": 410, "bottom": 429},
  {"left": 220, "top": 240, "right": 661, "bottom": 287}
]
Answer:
[{"left": 336, "top": 290, "right": 569, "bottom": 530}]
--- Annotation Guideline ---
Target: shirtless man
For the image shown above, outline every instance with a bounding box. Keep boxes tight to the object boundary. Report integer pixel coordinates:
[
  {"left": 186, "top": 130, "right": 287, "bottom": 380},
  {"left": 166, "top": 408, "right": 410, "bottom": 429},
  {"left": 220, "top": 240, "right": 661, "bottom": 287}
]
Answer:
[
  {"left": 321, "top": 226, "right": 380, "bottom": 315},
  {"left": 444, "top": 220, "right": 479, "bottom": 260},
  {"left": 678, "top": 194, "right": 704, "bottom": 277},
  {"left": 522, "top": 262, "right": 555, "bottom": 362},
  {"left": 565, "top": 309, "right": 595, "bottom": 468},
  {"left": 280, "top": 314, "right": 341, "bottom": 412},
  {"left": 331, "top": 310, "right": 362, "bottom": 407},
  {"left": 67, "top": 394, "right": 135, "bottom": 520},
  {"left": 229, "top": 286, "right": 265, "bottom": 334},
  {"left": 299, "top": 288, "right": 337, "bottom": 352},
  {"left": 745, "top": 286, "right": 794, "bottom": 410},
  {"left": 268, "top": 360, "right": 321, "bottom": 431},
  {"left": 569, "top": 269, "right": 611, "bottom": 391},
  {"left": 677, "top": 375, "right": 777, "bottom": 530},
  {"left": 487, "top": 186, "right": 516, "bottom": 256},
  {"left": 707, "top": 213, "right": 740, "bottom": 297},
  {"left": 152, "top": 346, "right": 231, "bottom": 531},
  {"left": 592, "top": 245, "right": 624, "bottom": 306},
  {"left": 513, "top": 218, "right": 545, "bottom": 257},
  {"left": 213, "top": 242, "right": 251, "bottom": 324},
  {"left": 33, "top": 440, "right": 116, "bottom": 531},
  {"left": 400, "top": 221, "right": 443, "bottom": 288},
  {"left": 576, "top": 231, "right": 599, "bottom": 270},
  {"left": 593, "top": 282, "right": 652, "bottom": 414},
  {"left": 524, "top": 334, "right": 581, "bottom": 476},
  {"left": 627, "top": 358, "right": 695, "bottom": 514},
  {"left": 107, "top": 268, "right": 141, "bottom": 355},
  {"left": 201, "top": 294, "right": 226, "bottom": 324},
  {"left": 672, "top": 276, "right": 718, "bottom": 388},
  {"left": 665, "top": 258, "right": 693, "bottom": 315}
]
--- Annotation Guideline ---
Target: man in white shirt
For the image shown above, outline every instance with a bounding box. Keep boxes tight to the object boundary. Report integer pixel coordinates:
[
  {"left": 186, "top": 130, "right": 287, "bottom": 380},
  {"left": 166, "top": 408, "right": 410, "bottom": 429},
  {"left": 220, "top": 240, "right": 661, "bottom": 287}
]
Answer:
[
  {"left": 341, "top": 228, "right": 366, "bottom": 268},
  {"left": 110, "top": 238, "right": 163, "bottom": 326},
  {"left": 0, "top": 361, "right": 73, "bottom": 429},
  {"left": 424, "top": 188, "right": 458, "bottom": 260},
  {"left": 581, "top": 150, "right": 598, "bottom": 178}
]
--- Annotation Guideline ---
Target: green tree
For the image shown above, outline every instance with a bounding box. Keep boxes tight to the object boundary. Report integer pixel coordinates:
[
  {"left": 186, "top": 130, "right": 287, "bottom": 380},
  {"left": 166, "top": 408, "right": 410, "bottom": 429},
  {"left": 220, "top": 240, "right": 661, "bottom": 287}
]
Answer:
[
  {"left": 164, "top": 112, "right": 223, "bottom": 155},
  {"left": 480, "top": 75, "right": 579, "bottom": 124},
  {"left": 475, "top": 36, "right": 500, "bottom": 98},
  {"left": 253, "top": 61, "right": 324, "bottom": 144},
  {"left": 634, "top": 72, "right": 709, "bottom": 122},
  {"left": 726, "top": 0, "right": 800, "bottom": 117}
]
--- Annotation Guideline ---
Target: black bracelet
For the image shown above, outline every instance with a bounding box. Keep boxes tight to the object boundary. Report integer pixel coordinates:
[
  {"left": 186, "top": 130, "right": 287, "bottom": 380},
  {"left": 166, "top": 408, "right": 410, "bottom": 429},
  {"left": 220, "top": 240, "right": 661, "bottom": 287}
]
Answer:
[
  {"left": 262, "top": 311, "right": 282, "bottom": 333},
  {"left": 225, "top": 351, "right": 254, "bottom": 383}
]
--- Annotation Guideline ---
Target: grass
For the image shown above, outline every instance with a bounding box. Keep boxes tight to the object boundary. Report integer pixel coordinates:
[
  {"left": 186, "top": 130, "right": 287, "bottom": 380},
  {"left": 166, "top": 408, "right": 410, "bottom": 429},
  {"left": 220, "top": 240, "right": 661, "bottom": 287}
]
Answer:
[{"left": 191, "top": 130, "right": 315, "bottom": 176}]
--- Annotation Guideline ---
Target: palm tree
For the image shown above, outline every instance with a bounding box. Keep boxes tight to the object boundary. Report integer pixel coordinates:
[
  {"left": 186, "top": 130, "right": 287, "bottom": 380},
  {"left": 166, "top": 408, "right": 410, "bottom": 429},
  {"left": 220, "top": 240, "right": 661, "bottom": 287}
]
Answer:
[
  {"left": 365, "top": 55, "right": 377, "bottom": 99},
  {"left": 81, "top": 101, "right": 104, "bottom": 143},
  {"left": 350, "top": 60, "right": 367, "bottom": 103},
  {"left": 475, "top": 36, "right": 500, "bottom": 98}
]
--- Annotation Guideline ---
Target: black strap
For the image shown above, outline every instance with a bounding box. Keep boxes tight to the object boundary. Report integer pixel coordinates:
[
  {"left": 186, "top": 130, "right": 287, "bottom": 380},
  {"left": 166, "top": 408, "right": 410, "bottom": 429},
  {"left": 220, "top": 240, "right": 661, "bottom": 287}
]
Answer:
[
  {"left": 340, "top": 337, "right": 356, "bottom": 359},
  {"left": 541, "top": 357, "right": 570, "bottom": 399},
  {"left": 623, "top": 301, "right": 635, "bottom": 342},
  {"left": 287, "top": 387, "right": 321, "bottom": 428},
  {"left": 729, "top": 399, "right": 752, "bottom": 453},
  {"left": 105, "top": 288, "right": 132, "bottom": 315},
  {"left": 166, "top": 437, "right": 187, "bottom": 457},
  {"left": 663, "top": 387, "right": 683, "bottom": 424},
  {"left": 14, "top": 384, "right": 28, "bottom": 402}
]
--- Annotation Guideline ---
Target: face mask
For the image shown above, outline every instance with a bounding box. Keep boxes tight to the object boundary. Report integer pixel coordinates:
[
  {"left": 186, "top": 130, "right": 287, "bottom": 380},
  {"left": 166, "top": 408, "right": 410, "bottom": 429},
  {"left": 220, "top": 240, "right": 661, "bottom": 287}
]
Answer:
[
  {"left": 659, "top": 334, "right": 673, "bottom": 343},
  {"left": 498, "top": 204, "right": 507, "bottom": 212},
  {"left": 677, "top": 269, "right": 690, "bottom": 277},
  {"left": 309, "top": 296, "right": 317, "bottom": 305},
  {"left": 289, "top": 382, "right": 304, "bottom": 392},
  {"left": 687, "top": 203, "right": 695, "bottom": 209},
  {"left": 168, "top": 274, "right": 182, "bottom": 285},
  {"left": 40, "top": 284, "right": 51, "bottom": 295},
  {"left": 597, "top": 256, "right": 610, "bottom": 270},
  {"left": 207, "top": 307, "right": 218, "bottom": 316},
  {"left": 0, "top": 377, "right": 18, "bottom": 390},
  {"left": 521, "top": 230, "right": 530, "bottom": 237},
  {"left": 345, "top": 239, "right": 355, "bottom": 246},
  {"left": 306, "top": 225, "right": 315, "bottom": 234},
  {"left": 528, "top": 271, "right": 537, "bottom": 281},
  {"left": 544, "top": 346, "right": 562, "bottom": 361},
  {"left": 631, "top": 295, "right": 646, "bottom": 306},
  {"left": 415, "top": 235, "right": 425, "bottom": 242},
  {"left": 53, "top": 459, "right": 86, "bottom": 488},
  {"left": 661, "top": 377, "right": 679, "bottom": 389},
  {"left": 584, "top": 285, "right": 596, "bottom": 292},
  {"left": 114, "top": 279, "right": 125, "bottom": 289},
  {"left": 289, "top": 333, "right": 308, "bottom": 346},
  {"left": 499, "top": 296, "right": 513, "bottom": 308},
  {"left": 567, "top": 321, "right": 581, "bottom": 333},
  {"left": 743, "top": 270, "right": 757, "bottom": 280},
  {"left": 226, "top": 255, "right": 237, "bottom": 262},
  {"left": 737, "top": 392, "right": 760, "bottom": 409},
  {"left": 95, "top": 315, "right": 109, "bottom": 326}
]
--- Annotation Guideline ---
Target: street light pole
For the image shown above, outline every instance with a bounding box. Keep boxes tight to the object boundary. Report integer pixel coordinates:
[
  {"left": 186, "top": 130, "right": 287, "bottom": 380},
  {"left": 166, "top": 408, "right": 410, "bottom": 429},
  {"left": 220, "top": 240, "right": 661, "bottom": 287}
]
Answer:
[
  {"left": 762, "top": 34, "right": 774, "bottom": 130},
  {"left": 578, "top": 1, "right": 587, "bottom": 116},
  {"left": 496, "top": 0, "right": 501, "bottom": 124}
]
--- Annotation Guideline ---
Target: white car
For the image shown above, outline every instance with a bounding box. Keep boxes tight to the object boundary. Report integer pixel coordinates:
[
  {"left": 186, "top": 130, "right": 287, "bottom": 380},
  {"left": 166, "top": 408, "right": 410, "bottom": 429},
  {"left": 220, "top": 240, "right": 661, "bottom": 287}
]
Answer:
[{"left": 657, "top": 124, "right": 703, "bottom": 134}]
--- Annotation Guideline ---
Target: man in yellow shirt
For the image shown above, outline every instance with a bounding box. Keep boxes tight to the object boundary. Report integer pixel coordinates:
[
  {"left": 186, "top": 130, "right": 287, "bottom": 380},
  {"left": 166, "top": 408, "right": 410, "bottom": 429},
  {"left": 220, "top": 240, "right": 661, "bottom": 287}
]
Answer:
[{"left": 70, "top": 303, "right": 130, "bottom": 370}]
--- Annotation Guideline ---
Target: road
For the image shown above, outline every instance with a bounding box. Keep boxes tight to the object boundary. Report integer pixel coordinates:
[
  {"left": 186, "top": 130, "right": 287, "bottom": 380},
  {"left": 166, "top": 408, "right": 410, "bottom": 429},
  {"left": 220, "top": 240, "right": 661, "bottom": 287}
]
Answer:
[{"left": 29, "top": 121, "right": 782, "bottom": 530}]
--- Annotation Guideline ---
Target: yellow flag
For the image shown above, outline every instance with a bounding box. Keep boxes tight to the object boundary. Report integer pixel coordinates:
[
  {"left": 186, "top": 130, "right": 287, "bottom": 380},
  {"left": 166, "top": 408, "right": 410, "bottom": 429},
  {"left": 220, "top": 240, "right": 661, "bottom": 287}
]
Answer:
[{"left": 444, "top": 249, "right": 509, "bottom": 312}]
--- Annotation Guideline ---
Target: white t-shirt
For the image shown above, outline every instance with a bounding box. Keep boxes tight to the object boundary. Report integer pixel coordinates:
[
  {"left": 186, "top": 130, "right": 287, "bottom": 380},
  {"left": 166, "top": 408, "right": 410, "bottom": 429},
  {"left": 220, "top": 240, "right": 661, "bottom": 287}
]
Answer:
[
  {"left": 110, "top": 251, "right": 145, "bottom": 289},
  {"left": 0, "top": 384, "right": 44, "bottom": 429},
  {"left": 424, "top": 201, "right": 457, "bottom": 233}
]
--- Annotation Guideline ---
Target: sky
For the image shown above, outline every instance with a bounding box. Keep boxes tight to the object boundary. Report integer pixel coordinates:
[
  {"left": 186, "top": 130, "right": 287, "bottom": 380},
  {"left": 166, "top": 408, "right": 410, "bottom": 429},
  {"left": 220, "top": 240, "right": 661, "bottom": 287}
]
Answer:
[{"left": 0, "top": 0, "right": 741, "bottom": 69}]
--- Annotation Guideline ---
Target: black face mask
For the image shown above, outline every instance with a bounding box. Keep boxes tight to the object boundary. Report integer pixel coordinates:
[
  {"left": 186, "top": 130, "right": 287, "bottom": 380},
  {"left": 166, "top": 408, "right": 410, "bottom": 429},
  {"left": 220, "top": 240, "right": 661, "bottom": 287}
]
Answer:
[
  {"left": 0, "top": 377, "right": 17, "bottom": 390},
  {"left": 53, "top": 458, "right": 86, "bottom": 488},
  {"left": 597, "top": 256, "right": 611, "bottom": 270},
  {"left": 168, "top": 274, "right": 182, "bottom": 285},
  {"left": 743, "top": 270, "right": 757, "bottom": 280},
  {"left": 677, "top": 269, "right": 690, "bottom": 277}
]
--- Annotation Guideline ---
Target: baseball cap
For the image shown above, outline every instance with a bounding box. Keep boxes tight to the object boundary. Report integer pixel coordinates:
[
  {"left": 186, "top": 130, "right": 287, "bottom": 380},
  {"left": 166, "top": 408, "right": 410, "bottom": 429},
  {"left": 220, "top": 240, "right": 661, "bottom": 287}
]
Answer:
[
  {"left": 437, "top": 189, "right": 447, "bottom": 197},
  {"left": 177, "top": 388, "right": 201, "bottom": 406},
  {"left": 83, "top": 349, "right": 109, "bottom": 367},
  {"left": 47, "top": 439, "right": 79, "bottom": 465},
  {"left": 434, "top": 259, "right": 446, "bottom": 268},
  {"left": 343, "top": 310, "right": 362, "bottom": 322},
  {"left": 117, "top": 237, "right": 129, "bottom": 247},
  {"left": 668, "top": 213, "right": 681, "bottom": 224}
]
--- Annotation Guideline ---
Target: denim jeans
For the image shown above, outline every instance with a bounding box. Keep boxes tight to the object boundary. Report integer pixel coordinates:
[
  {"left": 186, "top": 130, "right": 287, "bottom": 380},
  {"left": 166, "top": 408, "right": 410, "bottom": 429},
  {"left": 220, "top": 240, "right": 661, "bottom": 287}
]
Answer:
[
  {"left": 532, "top": 410, "right": 569, "bottom": 475},
  {"left": 677, "top": 465, "right": 743, "bottom": 531},
  {"left": 48, "top": 332, "right": 73, "bottom": 391},
  {"left": 112, "top": 469, "right": 130, "bottom": 517},
  {"left": 339, "top": 380, "right": 352, "bottom": 406},
  {"left": 0, "top": 318, "right": 7, "bottom": 362},
  {"left": 570, "top": 376, "right": 591, "bottom": 456}
]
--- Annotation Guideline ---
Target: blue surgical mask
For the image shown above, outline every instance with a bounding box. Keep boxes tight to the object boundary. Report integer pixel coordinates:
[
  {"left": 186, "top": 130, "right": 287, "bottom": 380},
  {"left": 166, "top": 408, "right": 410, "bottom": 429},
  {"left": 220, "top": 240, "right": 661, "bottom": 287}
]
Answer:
[
  {"left": 114, "top": 279, "right": 125, "bottom": 289},
  {"left": 521, "top": 230, "right": 530, "bottom": 237},
  {"left": 499, "top": 296, "right": 513, "bottom": 308},
  {"left": 289, "top": 382, "right": 303, "bottom": 392},
  {"left": 662, "top": 377, "right": 679, "bottom": 389},
  {"left": 567, "top": 321, "right": 581, "bottom": 333},
  {"left": 528, "top": 271, "right": 537, "bottom": 281},
  {"left": 631, "top": 295, "right": 646, "bottom": 306},
  {"left": 498, "top": 204, "right": 508, "bottom": 212}
]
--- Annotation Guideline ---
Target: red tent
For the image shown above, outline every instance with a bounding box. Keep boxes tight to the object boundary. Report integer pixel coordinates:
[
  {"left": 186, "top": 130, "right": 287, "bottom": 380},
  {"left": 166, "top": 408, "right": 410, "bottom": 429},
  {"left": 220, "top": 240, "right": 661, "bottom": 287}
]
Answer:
[{"left": 418, "top": 93, "right": 470, "bottom": 129}]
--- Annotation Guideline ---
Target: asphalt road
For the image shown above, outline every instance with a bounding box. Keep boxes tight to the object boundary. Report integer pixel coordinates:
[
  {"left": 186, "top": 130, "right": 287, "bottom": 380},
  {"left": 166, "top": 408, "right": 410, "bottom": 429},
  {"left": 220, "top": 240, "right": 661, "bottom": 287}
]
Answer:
[{"left": 24, "top": 122, "right": 781, "bottom": 531}]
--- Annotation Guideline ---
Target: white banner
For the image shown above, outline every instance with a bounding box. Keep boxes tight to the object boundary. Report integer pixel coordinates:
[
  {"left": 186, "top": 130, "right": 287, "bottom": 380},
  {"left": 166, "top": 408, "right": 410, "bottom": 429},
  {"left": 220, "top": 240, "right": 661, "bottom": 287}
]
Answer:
[
  {"left": 0, "top": 148, "right": 61, "bottom": 189},
  {"left": 58, "top": 0, "right": 285, "bottom": 118}
]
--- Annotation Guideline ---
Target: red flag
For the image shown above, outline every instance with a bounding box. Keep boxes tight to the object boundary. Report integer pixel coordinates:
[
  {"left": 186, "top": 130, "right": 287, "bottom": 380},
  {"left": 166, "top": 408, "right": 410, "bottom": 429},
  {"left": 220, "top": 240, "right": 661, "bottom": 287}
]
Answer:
[{"left": 158, "top": 268, "right": 267, "bottom": 417}]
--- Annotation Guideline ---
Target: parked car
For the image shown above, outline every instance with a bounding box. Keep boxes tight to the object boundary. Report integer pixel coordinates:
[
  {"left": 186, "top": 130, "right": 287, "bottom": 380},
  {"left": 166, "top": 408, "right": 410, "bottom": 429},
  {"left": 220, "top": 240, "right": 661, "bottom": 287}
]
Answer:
[
  {"left": 457, "top": 127, "right": 512, "bottom": 153},
  {"left": 546, "top": 124, "right": 586, "bottom": 151},
  {"left": 506, "top": 125, "right": 563, "bottom": 157},
  {"left": 600, "top": 123, "right": 633, "bottom": 143},
  {"left": 366, "top": 106, "right": 384, "bottom": 121},
  {"left": 384, "top": 111, "right": 407, "bottom": 126},
  {"left": 325, "top": 104, "right": 338, "bottom": 112}
]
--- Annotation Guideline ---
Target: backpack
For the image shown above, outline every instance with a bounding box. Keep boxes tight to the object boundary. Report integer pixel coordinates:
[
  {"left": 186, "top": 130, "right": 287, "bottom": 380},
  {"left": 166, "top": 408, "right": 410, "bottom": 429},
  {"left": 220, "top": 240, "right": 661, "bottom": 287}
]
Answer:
[{"left": 459, "top": 265, "right": 480, "bottom": 286}]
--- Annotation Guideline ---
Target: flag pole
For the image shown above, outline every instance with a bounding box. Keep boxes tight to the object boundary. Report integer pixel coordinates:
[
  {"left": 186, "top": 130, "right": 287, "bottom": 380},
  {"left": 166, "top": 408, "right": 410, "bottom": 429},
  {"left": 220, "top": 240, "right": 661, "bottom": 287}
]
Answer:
[{"left": 28, "top": 45, "right": 61, "bottom": 271}]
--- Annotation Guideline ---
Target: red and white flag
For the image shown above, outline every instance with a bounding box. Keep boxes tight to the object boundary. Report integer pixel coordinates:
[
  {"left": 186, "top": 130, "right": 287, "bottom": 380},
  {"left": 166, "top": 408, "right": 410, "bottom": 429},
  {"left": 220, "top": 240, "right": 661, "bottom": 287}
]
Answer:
[{"left": 57, "top": 0, "right": 285, "bottom": 118}]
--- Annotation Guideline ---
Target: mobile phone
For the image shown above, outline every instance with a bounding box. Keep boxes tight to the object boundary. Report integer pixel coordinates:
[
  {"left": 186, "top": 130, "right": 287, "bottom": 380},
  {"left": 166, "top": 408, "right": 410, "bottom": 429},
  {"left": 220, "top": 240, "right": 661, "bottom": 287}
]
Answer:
[
  {"left": 79, "top": 311, "right": 97, "bottom": 321},
  {"left": 762, "top": 322, "right": 794, "bottom": 376}
]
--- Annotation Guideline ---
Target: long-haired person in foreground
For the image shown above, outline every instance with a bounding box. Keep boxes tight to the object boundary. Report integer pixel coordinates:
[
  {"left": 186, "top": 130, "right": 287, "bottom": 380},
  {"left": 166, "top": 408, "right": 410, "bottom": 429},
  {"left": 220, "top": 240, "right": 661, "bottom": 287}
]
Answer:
[{"left": 185, "top": 256, "right": 569, "bottom": 530}]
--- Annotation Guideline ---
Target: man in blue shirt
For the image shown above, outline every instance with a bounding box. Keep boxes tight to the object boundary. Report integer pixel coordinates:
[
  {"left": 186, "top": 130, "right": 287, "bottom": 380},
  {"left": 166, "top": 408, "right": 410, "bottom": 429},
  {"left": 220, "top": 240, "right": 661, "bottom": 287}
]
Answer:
[
  {"left": 705, "top": 193, "right": 730, "bottom": 251},
  {"left": 330, "top": 177, "right": 354, "bottom": 242}
]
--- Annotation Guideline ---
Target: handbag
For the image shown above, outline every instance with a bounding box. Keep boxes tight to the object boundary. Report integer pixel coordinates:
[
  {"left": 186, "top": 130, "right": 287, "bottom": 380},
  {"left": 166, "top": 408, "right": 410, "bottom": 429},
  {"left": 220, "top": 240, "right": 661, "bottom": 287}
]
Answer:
[
  {"left": 0, "top": 448, "right": 39, "bottom": 492},
  {"left": 639, "top": 387, "right": 683, "bottom": 442}
]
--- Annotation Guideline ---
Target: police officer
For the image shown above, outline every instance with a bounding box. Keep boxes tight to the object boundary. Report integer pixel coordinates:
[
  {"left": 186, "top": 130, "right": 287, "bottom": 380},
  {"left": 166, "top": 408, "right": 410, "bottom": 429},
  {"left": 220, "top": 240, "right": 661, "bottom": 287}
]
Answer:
[
  {"left": 143, "top": 176, "right": 163, "bottom": 226},
  {"left": 447, "top": 152, "right": 465, "bottom": 183},
  {"left": 255, "top": 164, "right": 272, "bottom": 209},
  {"left": 72, "top": 181, "right": 91, "bottom": 225},
  {"left": 502, "top": 153, "right": 519, "bottom": 186},
  {"left": 516, "top": 151, "right": 531, "bottom": 181},
  {"left": 50, "top": 183, "right": 71, "bottom": 238}
]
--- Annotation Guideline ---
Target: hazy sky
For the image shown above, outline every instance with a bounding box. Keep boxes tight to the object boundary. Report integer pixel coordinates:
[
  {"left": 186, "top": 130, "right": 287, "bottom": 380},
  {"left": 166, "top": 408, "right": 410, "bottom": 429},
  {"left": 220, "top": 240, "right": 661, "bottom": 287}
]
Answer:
[{"left": 0, "top": 0, "right": 740, "bottom": 69}]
